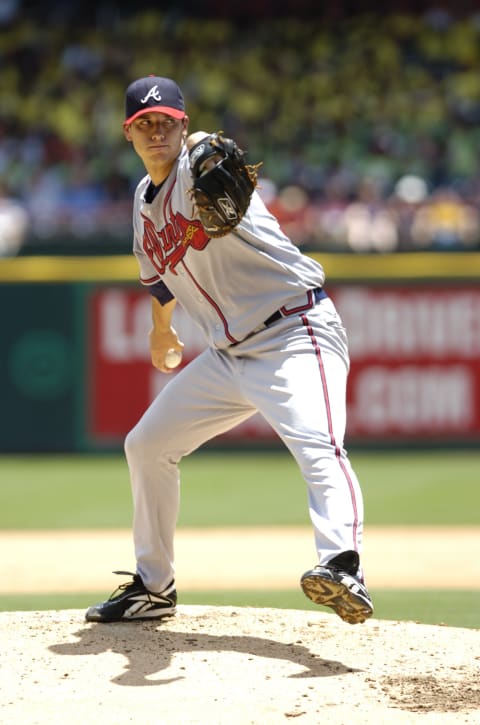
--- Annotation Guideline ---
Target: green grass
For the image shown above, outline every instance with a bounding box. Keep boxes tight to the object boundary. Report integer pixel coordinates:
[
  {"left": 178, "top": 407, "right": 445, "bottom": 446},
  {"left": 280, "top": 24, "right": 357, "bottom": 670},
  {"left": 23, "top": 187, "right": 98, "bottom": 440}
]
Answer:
[
  {"left": 0, "top": 450, "right": 479, "bottom": 529},
  {"left": 1, "top": 451, "right": 478, "bottom": 629},
  {"left": 0, "top": 589, "right": 478, "bottom": 629},
  {"left": 0, "top": 454, "right": 131, "bottom": 529},
  {"left": 354, "top": 450, "right": 480, "bottom": 525}
]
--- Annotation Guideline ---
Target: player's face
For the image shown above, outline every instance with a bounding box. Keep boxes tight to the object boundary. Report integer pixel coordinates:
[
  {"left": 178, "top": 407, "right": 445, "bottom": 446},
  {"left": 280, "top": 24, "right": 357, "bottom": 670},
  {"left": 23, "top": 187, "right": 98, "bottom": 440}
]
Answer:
[{"left": 124, "top": 112, "right": 188, "bottom": 177}]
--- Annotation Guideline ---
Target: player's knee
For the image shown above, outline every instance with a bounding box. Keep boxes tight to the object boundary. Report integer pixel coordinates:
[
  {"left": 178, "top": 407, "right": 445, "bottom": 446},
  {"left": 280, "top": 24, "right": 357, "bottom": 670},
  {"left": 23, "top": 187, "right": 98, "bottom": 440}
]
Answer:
[
  {"left": 124, "top": 426, "right": 138, "bottom": 462},
  {"left": 124, "top": 419, "right": 174, "bottom": 463},
  {"left": 124, "top": 423, "right": 155, "bottom": 462}
]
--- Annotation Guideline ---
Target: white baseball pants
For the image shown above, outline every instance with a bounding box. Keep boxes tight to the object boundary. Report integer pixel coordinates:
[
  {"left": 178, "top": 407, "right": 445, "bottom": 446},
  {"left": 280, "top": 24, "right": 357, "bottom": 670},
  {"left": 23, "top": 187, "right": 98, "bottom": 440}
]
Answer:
[{"left": 124, "top": 297, "right": 364, "bottom": 593}]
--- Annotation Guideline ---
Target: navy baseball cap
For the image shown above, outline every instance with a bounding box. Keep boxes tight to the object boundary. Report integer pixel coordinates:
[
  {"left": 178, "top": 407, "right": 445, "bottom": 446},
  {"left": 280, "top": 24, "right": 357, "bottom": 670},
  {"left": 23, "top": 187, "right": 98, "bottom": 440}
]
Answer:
[{"left": 124, "top": 76, "right": 186, "bottom": 126}]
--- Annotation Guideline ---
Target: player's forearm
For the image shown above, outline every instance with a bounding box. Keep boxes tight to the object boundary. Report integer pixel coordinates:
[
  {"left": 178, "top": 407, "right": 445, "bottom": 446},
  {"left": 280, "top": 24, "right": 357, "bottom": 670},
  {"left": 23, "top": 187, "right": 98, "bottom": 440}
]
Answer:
[
  {"left": 151, "top": 296, "right": 176, "bottom": 332},
  {"left": 149, "top": 297, "right": 184, "bottom": 372}
]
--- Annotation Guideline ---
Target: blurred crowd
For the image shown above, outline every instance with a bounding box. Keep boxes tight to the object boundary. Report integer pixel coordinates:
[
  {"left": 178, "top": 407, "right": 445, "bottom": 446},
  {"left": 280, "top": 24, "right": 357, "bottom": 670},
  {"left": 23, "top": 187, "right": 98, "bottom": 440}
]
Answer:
[{"left": 2, "top": 2, "right": 480, "bottom": 254}]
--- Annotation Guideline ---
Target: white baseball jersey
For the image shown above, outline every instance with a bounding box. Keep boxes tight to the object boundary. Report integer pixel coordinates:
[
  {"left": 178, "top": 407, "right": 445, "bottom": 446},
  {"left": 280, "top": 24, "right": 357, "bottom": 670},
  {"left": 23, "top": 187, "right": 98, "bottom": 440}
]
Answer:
[{"left": 132, "top": 145, "right": 325, "bottom": 347}]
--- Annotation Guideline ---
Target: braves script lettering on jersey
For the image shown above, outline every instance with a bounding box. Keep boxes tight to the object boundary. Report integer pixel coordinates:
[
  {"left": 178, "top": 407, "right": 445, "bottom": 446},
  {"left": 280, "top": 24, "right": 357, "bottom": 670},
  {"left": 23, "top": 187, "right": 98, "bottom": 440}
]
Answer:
[
  {"left": 141, "top": 212, "right": 209, "bottom": 274},
  {"left": 85, "top": 75, "right": 373, "bottom": 626}
]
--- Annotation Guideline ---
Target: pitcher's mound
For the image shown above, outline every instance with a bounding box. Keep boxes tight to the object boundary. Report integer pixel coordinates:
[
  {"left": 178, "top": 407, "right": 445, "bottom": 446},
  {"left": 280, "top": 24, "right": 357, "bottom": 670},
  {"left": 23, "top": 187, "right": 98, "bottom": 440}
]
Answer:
[{"left": 1, "top": 606, "right": 479, "bottom": 724}]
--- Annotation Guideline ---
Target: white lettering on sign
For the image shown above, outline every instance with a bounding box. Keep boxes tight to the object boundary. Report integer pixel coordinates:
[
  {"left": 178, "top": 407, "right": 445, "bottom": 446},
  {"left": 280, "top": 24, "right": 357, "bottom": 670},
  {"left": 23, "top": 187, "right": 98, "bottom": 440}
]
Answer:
[
  {"left": 351, "top": 365, "right": 474, "bottom": 432},
  {"left": 334, "top": 288, "right": 480, "bottom": 359},
  {"left": 100, "top": 291, "right": 151, "bottom": 361},
  {"left": 99, "top": 289, "right": 208, "bottom": 362}
]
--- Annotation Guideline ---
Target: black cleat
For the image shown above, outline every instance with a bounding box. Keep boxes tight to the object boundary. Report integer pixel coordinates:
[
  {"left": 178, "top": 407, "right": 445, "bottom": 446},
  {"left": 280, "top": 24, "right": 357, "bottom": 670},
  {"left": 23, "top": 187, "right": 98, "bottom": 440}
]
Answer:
[
  {"left": 85, "top": 571, "right": 177, "bottom": 623},
  {"left": 300, "top": 551, "right": 373, "bottom": 625}
]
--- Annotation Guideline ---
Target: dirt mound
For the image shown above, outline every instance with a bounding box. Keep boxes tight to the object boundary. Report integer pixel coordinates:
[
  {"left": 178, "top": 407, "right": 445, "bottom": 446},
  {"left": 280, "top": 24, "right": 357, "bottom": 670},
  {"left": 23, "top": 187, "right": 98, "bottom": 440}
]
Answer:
[{"left": 2, "top": 606, "right": 479, "bottom": 724}]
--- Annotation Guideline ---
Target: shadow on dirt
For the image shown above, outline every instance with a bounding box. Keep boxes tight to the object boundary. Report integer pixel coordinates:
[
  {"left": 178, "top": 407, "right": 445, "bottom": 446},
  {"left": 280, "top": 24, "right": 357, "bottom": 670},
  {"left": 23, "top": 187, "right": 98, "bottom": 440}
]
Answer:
[{"left": 49, "top": 619, "right": 360, "bottom": 687}]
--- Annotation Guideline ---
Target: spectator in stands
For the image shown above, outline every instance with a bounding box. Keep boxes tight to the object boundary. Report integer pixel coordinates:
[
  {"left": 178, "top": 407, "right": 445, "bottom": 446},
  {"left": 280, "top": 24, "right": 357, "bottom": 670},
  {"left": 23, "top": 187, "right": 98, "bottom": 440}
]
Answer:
[
  {"left": 411, "top": 187, "right": 480, "bottom": 250},
  {"left": 0, "top": 182, "right": 29, "bottom": 256}
]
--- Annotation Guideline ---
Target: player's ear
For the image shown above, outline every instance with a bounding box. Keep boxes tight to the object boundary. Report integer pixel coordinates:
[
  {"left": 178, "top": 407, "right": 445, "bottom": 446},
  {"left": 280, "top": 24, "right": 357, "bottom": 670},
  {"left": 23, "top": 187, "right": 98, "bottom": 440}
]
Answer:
[{"left": 123, "top": 123, "right": 132, "bottom": 142}]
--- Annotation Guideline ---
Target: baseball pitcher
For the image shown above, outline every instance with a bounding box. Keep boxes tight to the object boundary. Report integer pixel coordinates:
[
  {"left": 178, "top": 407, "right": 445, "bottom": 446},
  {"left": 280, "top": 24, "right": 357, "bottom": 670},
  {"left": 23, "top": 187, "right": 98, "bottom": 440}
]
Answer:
[{"left": 85, "top": 75, "right": 373, "bottom": 626}]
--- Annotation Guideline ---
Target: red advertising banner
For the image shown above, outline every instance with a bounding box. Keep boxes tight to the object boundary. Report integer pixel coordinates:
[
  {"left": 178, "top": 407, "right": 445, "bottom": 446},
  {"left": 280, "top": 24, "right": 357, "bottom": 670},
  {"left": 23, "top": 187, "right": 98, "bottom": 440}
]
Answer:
[
  {"left": 87, "top": 285, "right": 480, "bottom": 444},
  {"left": 335, "top": 286, "right": 480, "bottom": 441}
]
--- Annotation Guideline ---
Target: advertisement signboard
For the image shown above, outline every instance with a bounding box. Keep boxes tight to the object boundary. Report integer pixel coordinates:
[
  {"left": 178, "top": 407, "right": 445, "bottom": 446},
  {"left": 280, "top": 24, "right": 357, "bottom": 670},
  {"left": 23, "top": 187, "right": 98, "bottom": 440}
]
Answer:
[
  {"left": 87, "top": 284, "right": 480, "bottom": 445},
  {"left": 335, "top": 286, "right": 480, "bottom": 441}
]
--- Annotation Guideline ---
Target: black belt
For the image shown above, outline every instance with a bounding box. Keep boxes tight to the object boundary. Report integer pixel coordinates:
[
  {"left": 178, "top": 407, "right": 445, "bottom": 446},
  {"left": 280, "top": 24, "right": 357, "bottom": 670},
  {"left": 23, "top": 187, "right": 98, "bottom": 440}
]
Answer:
[
  {"left": 263, "top": 287, "right": 327, "bottom": 328},
  {"left": 235, "top": 287, "right": 328, "bottom": 345}
]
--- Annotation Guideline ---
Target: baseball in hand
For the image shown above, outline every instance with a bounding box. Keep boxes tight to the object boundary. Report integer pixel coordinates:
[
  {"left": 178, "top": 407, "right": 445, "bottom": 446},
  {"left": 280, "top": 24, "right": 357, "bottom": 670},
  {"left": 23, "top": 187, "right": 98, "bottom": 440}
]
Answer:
[{"left": 164, "top": 349, "right": 183, "bottom": 369}]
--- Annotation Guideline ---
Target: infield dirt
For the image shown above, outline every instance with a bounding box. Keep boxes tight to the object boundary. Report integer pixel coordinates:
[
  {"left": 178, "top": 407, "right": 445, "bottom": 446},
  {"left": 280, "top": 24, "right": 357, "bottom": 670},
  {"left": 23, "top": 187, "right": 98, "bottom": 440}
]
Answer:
[
  {"left": 1, "top": 525, "right": 479, "bottom": 593},
  {"left": 1, "top": 605, "right": 480, "bottom": 724},
  {"left": 1, "top": 526, "right": 480, "bottom": 723}
]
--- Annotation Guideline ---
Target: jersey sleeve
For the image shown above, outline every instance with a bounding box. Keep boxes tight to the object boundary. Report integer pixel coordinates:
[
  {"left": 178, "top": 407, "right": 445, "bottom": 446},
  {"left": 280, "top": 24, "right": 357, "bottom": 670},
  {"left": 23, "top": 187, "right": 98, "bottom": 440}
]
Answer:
[
  {"left": 149, "top": 279, "right": 174, "bottom": 305},
  {"left": 131, "top": 178, "right": 162, "bottom": 285},
  {"left": 133, "top": 238, "right": 161, "bottom": 285}
]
